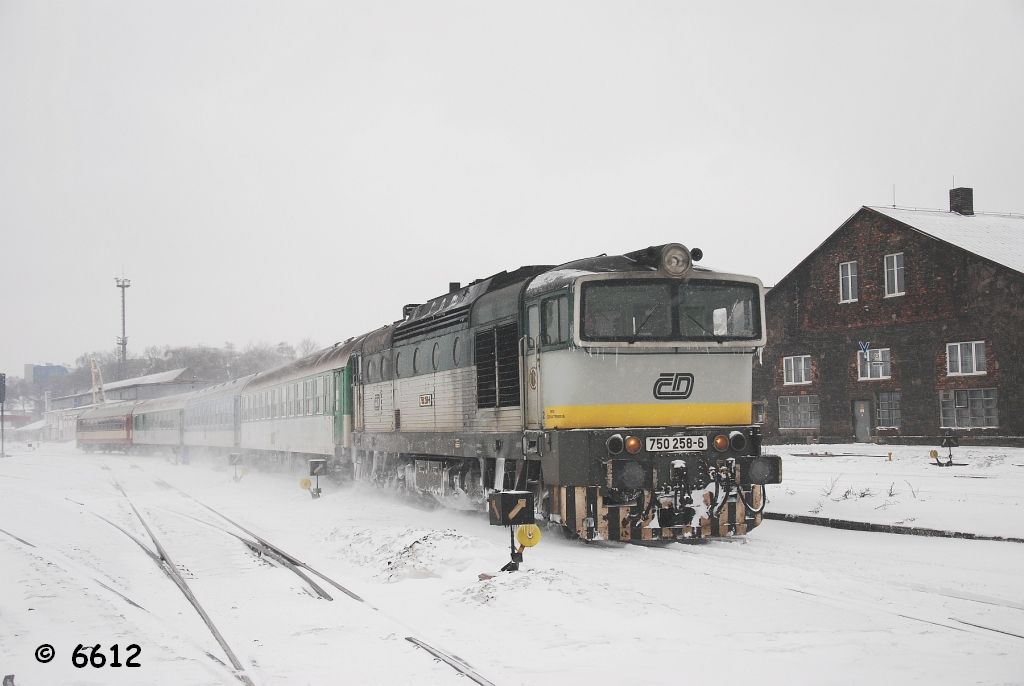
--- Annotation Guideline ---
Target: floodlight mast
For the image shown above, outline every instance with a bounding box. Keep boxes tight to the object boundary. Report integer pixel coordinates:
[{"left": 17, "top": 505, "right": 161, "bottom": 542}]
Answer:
[{"left": 115, "top": 277, "right": 131, "bottom": 380}]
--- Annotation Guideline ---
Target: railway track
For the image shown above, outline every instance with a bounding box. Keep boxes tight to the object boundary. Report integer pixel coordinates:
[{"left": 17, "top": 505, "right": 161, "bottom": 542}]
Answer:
[
  {"left": 106, "top": 479, "right": 255, "bottom": 685},
  {"left": 0, "top": 525, "right": 148, "bottom": 613},
  {"left": 100, "top": 474, "right": 496, "bottom": 686},
  {"left": 763, "top": 511, "right": 1024, "bottom": 543}
]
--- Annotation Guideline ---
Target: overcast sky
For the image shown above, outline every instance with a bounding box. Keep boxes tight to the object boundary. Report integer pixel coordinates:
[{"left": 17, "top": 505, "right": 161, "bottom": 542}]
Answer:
[{"left": 2, "top": 0, "right": 1022, "bottom": 377}]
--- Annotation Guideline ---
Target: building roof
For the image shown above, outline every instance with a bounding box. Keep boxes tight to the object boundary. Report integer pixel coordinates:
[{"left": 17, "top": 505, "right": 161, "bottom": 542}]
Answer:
[
  {"left": 868, "top": 206, "right": 1024, "bottom": 275},
  {"left": 14, "top": 419, "right": 47, "bottom": 433},
  {"left": 102, "top": 367, "right": 193, "bottom": 391}
]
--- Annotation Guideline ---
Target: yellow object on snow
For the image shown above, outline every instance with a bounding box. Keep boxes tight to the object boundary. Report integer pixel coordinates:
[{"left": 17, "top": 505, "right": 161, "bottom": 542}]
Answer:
[{"left": 517, "top": 524, "right": 542, "bottom": 548}]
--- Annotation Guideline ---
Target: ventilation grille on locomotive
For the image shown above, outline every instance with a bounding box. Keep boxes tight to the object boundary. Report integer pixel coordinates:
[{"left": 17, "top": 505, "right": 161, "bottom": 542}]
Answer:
[{"left": 475, "top": 322, "right": 520, "bottom": 408}]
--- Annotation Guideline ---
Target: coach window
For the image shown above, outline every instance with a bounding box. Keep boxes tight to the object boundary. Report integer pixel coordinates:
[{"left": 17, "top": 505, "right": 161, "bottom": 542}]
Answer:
[
  {"left": 382, "top": 355, "right": 391, "bottom": 380},
  {"left": 541, "top": 294, "right": 569, "bottom": 346},
  {"left": 453, "top": 336, "right": 462, "bottom": 365},
  {"left": 432, "top": 342, "right": 440, "bottom": 370},
  {"left": 413, "top": 347, "right": 420, "bottom": 374}
]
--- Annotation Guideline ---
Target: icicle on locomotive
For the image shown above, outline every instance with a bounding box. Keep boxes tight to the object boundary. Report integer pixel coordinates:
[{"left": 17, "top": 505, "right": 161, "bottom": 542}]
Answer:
[{"left": 76, "top": 243, "right": 782, "bottom": 541}]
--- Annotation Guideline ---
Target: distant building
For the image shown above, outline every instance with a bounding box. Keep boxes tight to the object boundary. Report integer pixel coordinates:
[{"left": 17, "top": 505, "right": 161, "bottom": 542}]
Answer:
[
  {"left": 0, "top": 411, "right": 33, "bottom": 430},
  {"left": 753, "top": 188, "right": 1024, "bottom": 445},
  {"left": 50, "top": 368, "right": 207, "bottom": 410},
  {"left": 43, "top": 405, "right": 93, "bottom": 441},
  {"left": 23, "top": 363, "right": 69, "bottom": 385}
]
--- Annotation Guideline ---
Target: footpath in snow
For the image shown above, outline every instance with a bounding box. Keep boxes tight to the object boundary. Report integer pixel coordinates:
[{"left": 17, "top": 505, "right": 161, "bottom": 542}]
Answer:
[{"left": 766, "top": 442, "right": 1024, "bottom": 539}]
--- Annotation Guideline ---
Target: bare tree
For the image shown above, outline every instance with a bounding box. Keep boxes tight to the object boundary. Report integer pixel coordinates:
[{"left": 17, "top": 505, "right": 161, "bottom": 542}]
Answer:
[{"left": 296, "top": 338, "right": 320, "bottom": 357}]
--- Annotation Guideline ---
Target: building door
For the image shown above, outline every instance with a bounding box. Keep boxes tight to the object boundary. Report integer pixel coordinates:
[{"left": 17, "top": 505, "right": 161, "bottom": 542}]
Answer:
[{"left": 853, "top": 401, "right": 871, "bottom": 442}]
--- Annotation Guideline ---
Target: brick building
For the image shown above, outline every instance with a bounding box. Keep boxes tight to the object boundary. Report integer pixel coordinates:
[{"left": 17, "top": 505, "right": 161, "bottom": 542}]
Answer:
[{"left": 753, "top": 188, "right": 1024, "bottom": 444}]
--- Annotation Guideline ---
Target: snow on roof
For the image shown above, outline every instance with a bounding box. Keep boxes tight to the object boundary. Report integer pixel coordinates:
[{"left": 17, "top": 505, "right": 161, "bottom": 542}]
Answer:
[
  {"left": 103, "top": 367, "right": 192, "bottom": 391},
  {"left": 14, "top": 419, "right": 47, "bottom": 432},
  {"left": 869, "top": 206, "right": 1024, "bottom": 275}
]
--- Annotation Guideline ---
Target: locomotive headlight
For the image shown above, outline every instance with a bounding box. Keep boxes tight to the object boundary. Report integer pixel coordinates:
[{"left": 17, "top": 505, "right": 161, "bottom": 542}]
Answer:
[
  {"left": 713, "top": 434, "right": 730, "bottom": 452},
  {"left": 660, "top": 243, "right": 692, "bottom": 277},
  {"left": 606, "top": 433, "right": 624, "bottom": 455},
  {"left": 624, "top": 435, "right": 642, "bottom": 454},
  {"left": 729, "top": 431, "right": 747, "bottom": 452}
]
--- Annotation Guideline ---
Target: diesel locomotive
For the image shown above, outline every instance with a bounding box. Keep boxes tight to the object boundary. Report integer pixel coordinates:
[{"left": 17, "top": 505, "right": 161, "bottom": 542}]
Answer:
[{"left": 77, "top": 243, "right": 781, "bottom": 542}]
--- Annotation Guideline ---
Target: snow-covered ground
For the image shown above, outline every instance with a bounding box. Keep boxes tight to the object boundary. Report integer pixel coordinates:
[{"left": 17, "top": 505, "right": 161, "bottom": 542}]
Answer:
[
  {"left": 768, "top": 443, "right": 1024, "bottom": 538},
  {"left": 2, "top": 442, "right": 1022, "bottom": 685}
]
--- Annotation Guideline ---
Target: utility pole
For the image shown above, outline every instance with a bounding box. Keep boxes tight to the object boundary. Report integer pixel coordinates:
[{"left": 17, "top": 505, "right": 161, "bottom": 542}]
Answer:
[{"left": 115, "top": 277, "right": 131, "bottom": 380}]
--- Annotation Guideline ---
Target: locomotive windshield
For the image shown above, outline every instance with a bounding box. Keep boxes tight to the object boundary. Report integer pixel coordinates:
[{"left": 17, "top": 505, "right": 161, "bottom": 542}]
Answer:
[{"left": 580, "top": 278, "right": 761, "bottom": 343}]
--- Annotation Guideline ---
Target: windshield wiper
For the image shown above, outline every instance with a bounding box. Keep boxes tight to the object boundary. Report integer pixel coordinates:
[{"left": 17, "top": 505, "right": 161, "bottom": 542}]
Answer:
[
  {"left": 681, "top": 311, "right": 724, "bottom": 344},
  {"left": 629, "top": 305, "right": 661, "bottom": 343}
]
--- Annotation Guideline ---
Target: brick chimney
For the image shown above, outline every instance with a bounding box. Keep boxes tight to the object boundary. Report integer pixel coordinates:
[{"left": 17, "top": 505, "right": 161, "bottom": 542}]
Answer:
[{"left": 950, "top": 187, "right": 974, "bottom": 216}]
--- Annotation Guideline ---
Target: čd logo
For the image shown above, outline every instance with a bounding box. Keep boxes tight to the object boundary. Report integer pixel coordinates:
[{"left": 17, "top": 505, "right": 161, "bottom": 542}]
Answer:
[{"left": 653, "top": 373, "right": 694, "bottom": 399}]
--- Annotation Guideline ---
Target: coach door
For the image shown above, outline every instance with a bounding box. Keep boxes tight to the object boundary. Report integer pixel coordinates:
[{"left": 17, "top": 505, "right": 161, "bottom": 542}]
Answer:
[
  {"left": 524, "top": 303, "right": 542, "bottom": 429},
  {"left": 353, "top": 353, "right": 364, "bottom": 431}
]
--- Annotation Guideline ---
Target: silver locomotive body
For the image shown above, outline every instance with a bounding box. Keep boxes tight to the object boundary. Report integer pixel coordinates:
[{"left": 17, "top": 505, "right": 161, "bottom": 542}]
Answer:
[{"left": 349, "top": 244, "right": 781, "bottom": 542}]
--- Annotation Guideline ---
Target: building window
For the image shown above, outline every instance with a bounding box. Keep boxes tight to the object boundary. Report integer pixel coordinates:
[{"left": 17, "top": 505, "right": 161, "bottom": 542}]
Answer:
[
  {"left": 752, "top": 401, "right": 766, "bottom": 424},
  {"left": 884, "top": 253, "right": 905, "bottom": 296},
  {"left": 940, "top": 388, "right": 997, "bottom": 428},
  {"left": 839, "top": 261, "right": 858, "bottom": 302},
  {"left": 947, "top": 341, "right": 986, "bottom": 376},
  {"left": 778, "top": 395, "right": 820, "bottom": 429},
  {"left": 783, "top": 355, "right": 812, "bottom": 385},
  {"left": 877, "top": 391, "right": 901, "bottom": 428},
  {"left": 858, "top": 348, "right": 891, "bottom": 380}
]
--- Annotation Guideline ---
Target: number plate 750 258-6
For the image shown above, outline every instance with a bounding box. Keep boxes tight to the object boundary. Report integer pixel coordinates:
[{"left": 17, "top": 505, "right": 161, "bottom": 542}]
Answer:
[{"left": 645, "top": 435, "right": 707, "bottom": 452}]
